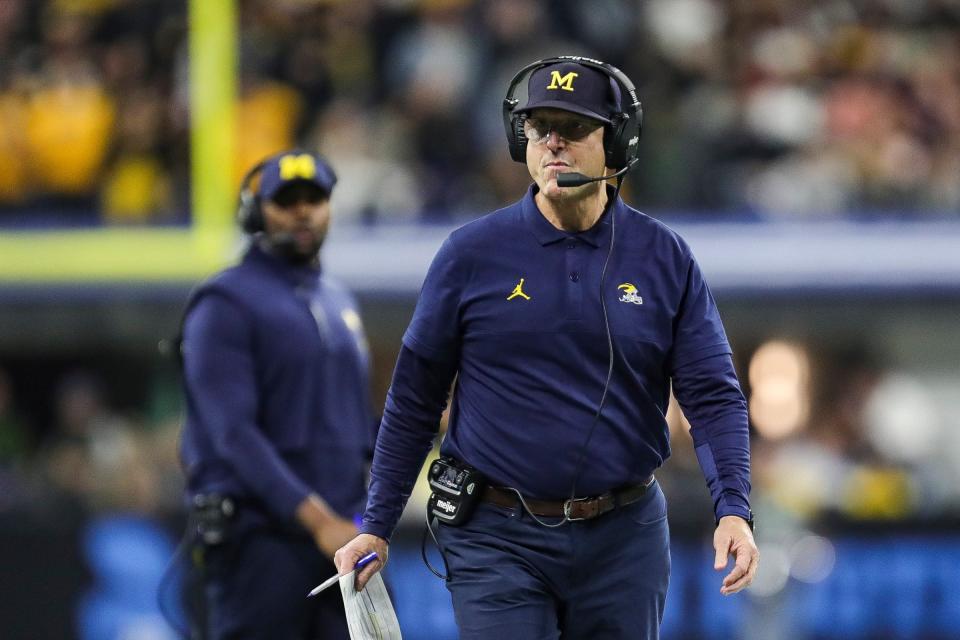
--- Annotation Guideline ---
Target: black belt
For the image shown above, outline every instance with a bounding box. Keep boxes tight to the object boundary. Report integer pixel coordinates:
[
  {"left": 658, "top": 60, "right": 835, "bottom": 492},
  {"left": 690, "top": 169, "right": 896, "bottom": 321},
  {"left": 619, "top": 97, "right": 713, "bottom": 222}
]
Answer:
[{"left": 481, "top": 475, "right": 655, "bottom": 521}]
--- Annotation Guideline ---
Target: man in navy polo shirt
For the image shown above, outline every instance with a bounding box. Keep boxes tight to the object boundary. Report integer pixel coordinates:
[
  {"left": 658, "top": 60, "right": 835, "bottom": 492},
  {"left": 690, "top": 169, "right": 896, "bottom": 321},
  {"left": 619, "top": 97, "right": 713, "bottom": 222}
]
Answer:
[
  {"left": 180, "top": 151, "right": 375, "bottom": 639},
  {"left": 336, "top": 58, "right": 758, "bottom": 639}
]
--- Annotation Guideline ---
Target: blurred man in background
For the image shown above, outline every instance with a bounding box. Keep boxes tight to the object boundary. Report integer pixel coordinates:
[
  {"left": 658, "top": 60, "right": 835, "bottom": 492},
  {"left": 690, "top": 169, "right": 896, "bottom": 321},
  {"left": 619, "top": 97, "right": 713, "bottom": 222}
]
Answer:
[
  {"left": 336, "top": 57, "right": 758, "bottom": 639},
  {"left": 179, "top": 151, "right": 375, "bottom": 639}
]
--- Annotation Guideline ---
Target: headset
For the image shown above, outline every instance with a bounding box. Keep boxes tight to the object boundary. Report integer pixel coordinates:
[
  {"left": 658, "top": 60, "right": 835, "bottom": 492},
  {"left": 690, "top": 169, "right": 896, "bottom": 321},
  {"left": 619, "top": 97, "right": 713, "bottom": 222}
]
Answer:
[
  {"left": 236, "top": 159, "right": 270, "bottom": 234},
  {"left": 502, "top": 55, "right": 643, "bottom": 171}
]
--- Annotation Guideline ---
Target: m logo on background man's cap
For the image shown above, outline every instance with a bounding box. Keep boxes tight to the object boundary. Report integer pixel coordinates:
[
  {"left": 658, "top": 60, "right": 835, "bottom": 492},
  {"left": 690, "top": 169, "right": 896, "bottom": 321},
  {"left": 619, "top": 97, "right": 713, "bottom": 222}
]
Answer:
[
  {"left": 257, "top": 151, "right": 337, "bottom": 202},
  {"left": 279, "top": 154, "right": 318, "bottom": 181},
  {"left": 547, "top": 70, "right": 578, "bottom": 92}
]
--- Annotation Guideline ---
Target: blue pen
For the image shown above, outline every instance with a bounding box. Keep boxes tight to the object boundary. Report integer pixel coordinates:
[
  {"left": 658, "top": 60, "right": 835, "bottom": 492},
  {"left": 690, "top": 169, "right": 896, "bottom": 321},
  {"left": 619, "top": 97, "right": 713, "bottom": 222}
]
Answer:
[{"left": 307, "top": 551, "right": 379, "bottom": 597}]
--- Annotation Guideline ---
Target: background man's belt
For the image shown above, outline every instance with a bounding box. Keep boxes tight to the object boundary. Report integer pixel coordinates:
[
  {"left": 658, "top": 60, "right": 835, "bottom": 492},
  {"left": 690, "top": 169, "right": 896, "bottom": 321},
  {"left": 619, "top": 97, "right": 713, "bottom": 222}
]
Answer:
[{"left": 481, "top": 475, "right": 655, "bottom": 521}]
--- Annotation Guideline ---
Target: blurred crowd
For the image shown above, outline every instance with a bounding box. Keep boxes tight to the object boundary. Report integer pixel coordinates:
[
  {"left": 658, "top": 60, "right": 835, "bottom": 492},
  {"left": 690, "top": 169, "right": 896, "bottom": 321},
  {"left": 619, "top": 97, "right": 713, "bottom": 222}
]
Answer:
[
  {"left": 660, "top": 340, "right": 960, "bottom": 536},
  {"left": 0, "top": 364, "right": 183, "bottom": 526},
  {"left": 0, "top": 0, "right": 959, "bottom": 226}
]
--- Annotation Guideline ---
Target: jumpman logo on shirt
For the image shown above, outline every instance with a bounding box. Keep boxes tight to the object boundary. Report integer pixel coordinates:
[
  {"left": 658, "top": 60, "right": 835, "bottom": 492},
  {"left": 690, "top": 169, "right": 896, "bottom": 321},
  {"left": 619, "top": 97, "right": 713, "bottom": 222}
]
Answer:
[{"left": 507, "top": 278, "right": 531, "bottom": 301}]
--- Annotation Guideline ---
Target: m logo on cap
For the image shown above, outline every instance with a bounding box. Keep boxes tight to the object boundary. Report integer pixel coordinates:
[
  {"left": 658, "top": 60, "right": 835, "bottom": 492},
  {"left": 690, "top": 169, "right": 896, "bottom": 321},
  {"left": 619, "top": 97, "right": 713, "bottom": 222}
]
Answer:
[
  {"left": 547, "top": 70, "right": 578, "bottom": 92},
  {"left": 279, "top": 154, "right": 317, "bottom": 181}
]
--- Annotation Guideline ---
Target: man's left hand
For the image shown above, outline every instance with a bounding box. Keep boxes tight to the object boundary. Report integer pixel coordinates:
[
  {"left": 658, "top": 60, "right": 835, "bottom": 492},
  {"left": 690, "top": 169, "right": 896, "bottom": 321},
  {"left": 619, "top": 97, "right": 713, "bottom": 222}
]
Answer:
[{"left": 713, "top": 515, "right": 759, "bottom": 595}]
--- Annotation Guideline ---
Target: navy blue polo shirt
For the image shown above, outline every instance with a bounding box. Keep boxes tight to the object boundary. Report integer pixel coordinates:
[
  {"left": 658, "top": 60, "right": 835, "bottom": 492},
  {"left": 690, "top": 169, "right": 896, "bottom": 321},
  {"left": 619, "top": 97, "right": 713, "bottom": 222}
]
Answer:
[
  {"left": 180, "top": 245, "right": 375, "bottom": 528},
  {"left": 362, "top": 185, "right": 751, "bottom": 539}
]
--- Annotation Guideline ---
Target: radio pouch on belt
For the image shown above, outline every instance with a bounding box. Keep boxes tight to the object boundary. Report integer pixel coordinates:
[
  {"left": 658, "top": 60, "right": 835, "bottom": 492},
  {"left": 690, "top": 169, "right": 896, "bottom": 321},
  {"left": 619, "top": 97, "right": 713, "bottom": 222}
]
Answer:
[
  {"left": 427, "top": 457, "right": 486, "bottom": 526},
  {"left": 191, "top": 493, "right": 236, "bottom": 546}
]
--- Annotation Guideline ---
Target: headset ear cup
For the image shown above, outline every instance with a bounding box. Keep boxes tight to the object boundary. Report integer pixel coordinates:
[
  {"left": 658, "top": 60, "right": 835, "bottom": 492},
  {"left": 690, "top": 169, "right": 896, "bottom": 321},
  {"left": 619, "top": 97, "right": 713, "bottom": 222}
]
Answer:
[
  {"left": 621, "top": 108, "right": 642, "bottom": 170},
  {"left": 604, "top": 116, "right": 625, "bottom": 170},
  {"left": 603, "top": 123, "right": 616, "bottom": 169},
  {"left": 605, "top": 112, "right": 642, "bottom": 171},
  {"left": 247, "top": 197, "right": 263, "bottom": 233},
  {"left": 509, "top": 113, "right": 528, "bottom": 162},
  {"left": 237, "top": 192, "right": 264, "bottom": 234}
]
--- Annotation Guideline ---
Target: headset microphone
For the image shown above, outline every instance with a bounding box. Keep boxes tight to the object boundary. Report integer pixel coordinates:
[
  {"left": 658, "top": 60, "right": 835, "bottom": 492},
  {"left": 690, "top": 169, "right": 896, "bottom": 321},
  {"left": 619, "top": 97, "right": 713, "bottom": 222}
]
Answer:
[{"left": 556, "top": 160, "right": 635, "bottom": 188}]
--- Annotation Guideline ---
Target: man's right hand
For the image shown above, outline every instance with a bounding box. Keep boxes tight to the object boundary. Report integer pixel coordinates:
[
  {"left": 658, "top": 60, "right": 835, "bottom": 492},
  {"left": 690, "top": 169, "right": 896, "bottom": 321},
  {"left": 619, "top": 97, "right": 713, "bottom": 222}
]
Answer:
[{"left": 335, "top": 533, "right": 389, "bottom": 592}]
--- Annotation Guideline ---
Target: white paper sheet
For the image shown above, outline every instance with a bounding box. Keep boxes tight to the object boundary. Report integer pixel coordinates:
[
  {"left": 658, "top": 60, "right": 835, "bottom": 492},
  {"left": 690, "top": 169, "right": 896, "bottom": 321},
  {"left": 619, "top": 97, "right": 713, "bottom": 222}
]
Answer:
[{"left": 338, "top": 571, "right": 403, "bottom": 640}]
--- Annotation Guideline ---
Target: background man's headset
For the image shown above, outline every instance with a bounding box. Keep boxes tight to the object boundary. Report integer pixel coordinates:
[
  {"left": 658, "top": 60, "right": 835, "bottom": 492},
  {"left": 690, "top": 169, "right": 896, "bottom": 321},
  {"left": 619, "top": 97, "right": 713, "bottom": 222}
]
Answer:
[
  {"left": 235, "top": 159, "right": 271, "bottom": 234},
  {"left": 422, "top": 57, "right": 649, "bottom": 578}
]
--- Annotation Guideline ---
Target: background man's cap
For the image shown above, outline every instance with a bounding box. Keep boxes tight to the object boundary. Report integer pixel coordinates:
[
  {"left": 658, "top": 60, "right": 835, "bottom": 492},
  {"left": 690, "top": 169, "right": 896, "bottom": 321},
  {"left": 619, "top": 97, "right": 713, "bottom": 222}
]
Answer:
[
  {"left": 518, "top": 61, "right": 619, "bottom": 124},
  {"left": 258, "top": 151, "right": 337, "bottom": 201}
]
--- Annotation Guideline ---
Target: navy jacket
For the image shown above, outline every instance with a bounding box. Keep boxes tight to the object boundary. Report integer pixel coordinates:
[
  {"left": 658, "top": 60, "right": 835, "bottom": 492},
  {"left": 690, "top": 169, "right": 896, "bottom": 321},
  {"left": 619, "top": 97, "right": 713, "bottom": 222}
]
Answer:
[{"left": 180, "top": 244, "right": 375, "bottom": 527}]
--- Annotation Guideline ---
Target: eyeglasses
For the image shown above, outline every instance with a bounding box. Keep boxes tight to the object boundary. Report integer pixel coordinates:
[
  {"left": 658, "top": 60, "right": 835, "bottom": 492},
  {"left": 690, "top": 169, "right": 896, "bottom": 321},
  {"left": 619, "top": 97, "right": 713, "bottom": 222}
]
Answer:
[{"left": 523, "top": 117, "right": 602, "bottom": 144}]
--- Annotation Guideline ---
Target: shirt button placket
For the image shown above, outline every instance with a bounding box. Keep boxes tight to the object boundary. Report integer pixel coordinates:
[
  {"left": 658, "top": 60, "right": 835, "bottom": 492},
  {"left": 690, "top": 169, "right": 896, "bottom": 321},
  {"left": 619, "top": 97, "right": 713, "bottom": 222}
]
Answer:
[{"left": 565, "top": 239, "right": 583, "bottom": 322}]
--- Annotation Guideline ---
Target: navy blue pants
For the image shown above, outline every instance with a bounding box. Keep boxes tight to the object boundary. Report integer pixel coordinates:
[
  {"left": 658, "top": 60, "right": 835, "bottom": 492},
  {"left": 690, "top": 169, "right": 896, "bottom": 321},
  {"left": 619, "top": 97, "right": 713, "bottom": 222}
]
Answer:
[
  {"left": 202, "top": 530, "right": 349, "bottom": 640},
  {"left": 436, "top": 481, "right": 670, "bottom": 640}
]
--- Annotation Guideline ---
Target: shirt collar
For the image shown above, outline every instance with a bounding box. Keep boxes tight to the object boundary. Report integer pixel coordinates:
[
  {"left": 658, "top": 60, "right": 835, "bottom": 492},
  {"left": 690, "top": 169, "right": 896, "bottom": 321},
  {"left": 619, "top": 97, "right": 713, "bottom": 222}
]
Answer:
[
  {"left": 521, "top": 183, "right": 620, "bottom": 248},
  {"left": 245, "top": 242, "right": 322, "bottom": 290}
]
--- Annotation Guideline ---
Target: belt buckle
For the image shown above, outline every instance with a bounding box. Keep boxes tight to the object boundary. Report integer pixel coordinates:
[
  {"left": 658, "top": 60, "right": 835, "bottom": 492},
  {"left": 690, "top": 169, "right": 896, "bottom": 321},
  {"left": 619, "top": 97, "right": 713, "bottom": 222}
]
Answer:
[{"left": 562, "top": 496, "right": 592, "bottom": 521}]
